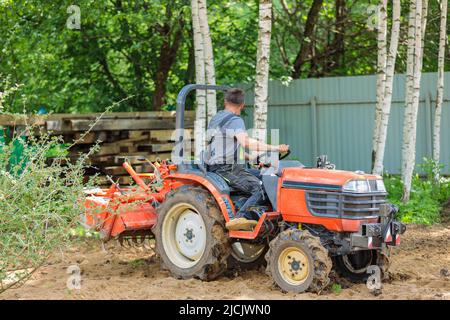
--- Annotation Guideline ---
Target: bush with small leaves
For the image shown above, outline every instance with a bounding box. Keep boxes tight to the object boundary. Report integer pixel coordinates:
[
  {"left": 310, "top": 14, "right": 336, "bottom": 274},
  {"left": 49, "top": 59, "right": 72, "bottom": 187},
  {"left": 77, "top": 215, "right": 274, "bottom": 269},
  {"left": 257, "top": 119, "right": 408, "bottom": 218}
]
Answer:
[{"left": 0, "top": 130, "right": 94, "bottom": 292}]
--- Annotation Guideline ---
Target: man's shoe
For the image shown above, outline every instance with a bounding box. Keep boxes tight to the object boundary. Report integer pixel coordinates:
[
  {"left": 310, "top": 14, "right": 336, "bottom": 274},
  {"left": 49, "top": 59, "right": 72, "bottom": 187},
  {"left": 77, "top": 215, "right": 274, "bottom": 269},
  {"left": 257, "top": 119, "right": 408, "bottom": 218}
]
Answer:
[{"left": 225, "top": 218, "right": 258, "bottom": 231}]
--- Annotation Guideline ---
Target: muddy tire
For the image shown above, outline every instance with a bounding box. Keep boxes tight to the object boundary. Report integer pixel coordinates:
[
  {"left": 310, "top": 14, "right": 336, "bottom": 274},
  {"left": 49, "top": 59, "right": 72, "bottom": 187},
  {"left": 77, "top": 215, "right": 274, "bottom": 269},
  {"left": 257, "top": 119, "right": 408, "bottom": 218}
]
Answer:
[
  {"left": 265, "top": 229, "right": 332, "bottom": 293},
  {"left": 227, "top": 241, "right": 268, "bottom": 271},
  {"left": 333, "top": 249, "right": 391, "bottom": 283},
  {"left": 153, "top": 185, "right": 230, "bottom": 280}
]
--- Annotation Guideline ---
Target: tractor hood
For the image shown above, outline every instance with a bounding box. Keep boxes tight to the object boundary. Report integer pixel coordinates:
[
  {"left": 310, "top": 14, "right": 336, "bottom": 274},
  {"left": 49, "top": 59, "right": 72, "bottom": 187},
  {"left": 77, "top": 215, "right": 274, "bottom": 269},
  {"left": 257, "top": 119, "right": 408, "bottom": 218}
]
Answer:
[{"left": 281, "top": 167, "right": 380, "bottom": 188}]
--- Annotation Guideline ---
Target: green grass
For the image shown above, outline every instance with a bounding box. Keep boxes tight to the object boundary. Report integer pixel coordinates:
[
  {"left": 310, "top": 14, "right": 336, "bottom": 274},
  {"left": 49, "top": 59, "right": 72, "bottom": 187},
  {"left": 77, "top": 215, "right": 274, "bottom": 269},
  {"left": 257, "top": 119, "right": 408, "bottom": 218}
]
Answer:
[
  {"left": 331, "top": 283, "right": 342, "bottom": 295},
  {"left": 129, "top": 259, "right": 147, "bottom": 268}
]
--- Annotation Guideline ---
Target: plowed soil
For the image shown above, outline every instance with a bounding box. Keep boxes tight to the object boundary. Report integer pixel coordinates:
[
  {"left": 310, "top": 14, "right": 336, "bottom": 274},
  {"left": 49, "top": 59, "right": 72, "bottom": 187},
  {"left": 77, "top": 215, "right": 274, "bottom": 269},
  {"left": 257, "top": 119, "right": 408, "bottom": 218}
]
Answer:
[{"left": 2, "top": 223, "right": 450, "bottom": 300}]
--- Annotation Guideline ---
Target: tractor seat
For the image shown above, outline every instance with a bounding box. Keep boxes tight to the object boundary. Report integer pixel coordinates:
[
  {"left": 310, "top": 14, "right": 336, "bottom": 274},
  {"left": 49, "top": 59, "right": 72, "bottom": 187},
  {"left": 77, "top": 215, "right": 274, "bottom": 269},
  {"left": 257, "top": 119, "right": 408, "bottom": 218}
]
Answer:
[
  {"left": 176, "top": 150, "right": 208, "bottom": 174},
  {"left": 176, "top": 160, "right": 234, "bottom": 195}
]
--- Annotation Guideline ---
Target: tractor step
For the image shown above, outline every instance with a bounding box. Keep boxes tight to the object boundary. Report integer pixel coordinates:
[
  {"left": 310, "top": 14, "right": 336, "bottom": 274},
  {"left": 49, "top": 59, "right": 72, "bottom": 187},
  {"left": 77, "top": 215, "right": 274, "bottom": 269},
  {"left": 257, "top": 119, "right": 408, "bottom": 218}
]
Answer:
[{"left": 228, "top": 212, "right": 280, "bottom": 239}]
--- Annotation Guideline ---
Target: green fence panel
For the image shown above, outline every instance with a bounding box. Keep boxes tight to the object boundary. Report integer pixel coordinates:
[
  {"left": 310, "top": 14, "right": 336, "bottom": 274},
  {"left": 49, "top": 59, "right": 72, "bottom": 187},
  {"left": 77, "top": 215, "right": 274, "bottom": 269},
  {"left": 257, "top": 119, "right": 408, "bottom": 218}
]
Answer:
[{"left": 240, "top": 72, "right": 450, "bottom": 174}]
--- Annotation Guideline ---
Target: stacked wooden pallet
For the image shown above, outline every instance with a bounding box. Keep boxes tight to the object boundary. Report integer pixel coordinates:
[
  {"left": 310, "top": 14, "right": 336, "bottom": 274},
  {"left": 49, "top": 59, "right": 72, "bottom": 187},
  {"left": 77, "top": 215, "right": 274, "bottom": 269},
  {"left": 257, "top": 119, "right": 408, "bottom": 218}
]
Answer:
[{"left": 0, "top": 111, "right": 195, "bottom": 187}]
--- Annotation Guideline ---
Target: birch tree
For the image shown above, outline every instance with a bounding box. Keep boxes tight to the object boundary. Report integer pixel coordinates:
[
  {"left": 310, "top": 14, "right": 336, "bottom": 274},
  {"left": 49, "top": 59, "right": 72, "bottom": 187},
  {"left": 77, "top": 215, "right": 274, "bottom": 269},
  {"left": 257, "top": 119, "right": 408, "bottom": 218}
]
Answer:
[
  {"left": 432, "top": 0, "right": 448, "bottom": 179},
  {"left": 372, "top": 0, "right": 388, "bottom": 173},
  {"left": 401, "top": 0, "right": 428, "bottom": 202},
  {"left": 402, "top": 0, "right": 417, "bottom": 168},
  {"left": 198, "top": 0, "right": 217, "bottom": 121},
  {"left": 191, "top": 0, "right": 207, "bottom": 157},
  {"left": 253, "top": 0, "right": 272, "bottom": 144},
  {"left": 372, "top": 0, "right": 401, "bottom": 175}
]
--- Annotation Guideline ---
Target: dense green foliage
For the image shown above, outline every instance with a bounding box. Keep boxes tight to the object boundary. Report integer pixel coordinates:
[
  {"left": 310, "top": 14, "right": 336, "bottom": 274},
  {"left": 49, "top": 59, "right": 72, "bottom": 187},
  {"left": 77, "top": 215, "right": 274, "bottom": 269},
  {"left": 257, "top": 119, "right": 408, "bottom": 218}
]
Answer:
[
  {"left": 384, "top": 159, "right": 450, "bottom": 225},
  {"left": 1, "top": 0, "right": 449, "bottom": 113}
]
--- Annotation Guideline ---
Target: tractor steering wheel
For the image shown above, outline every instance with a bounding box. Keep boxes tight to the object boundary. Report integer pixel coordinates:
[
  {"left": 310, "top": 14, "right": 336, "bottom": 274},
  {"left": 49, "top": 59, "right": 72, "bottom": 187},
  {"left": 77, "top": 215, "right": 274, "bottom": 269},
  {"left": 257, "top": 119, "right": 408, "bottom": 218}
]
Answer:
[
  {"left": 255, "top": 149, "right": 291, "bottom": 168},
  {"left": 279, "top": 149, "right": 291, "bottom": 160}
]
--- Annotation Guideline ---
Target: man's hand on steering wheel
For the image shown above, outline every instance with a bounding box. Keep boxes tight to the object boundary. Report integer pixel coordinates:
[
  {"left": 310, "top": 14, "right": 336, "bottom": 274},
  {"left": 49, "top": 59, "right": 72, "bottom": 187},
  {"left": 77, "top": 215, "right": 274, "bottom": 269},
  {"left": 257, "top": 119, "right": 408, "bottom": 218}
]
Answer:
[
  {"left": 255, "top": 144, "right": 291, "bottom": 167},
  {"left": 278, "top": 144, "right": 290, "bottom": 153},
  {"left": 277, "top": 144, "right": 291, "bottom": 160}
]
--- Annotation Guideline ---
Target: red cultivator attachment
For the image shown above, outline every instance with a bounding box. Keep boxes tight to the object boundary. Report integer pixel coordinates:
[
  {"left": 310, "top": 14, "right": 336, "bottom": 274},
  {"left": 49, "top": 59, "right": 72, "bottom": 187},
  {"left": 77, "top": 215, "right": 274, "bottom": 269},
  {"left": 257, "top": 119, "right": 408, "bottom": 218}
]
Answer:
[{"left": 82, "top": 159, "right": 174, "bottom": 243}]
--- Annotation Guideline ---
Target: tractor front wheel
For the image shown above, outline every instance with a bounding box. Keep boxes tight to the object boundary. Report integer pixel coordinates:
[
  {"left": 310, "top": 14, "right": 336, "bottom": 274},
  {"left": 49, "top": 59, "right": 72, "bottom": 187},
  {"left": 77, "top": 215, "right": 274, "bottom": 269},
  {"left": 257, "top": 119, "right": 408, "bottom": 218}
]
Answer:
[
  {"left": 153, "top": 186, "right": 230, "bottom": 280},
  {"left": 266, "top": 229, "right": 332, "bottom": 293}
]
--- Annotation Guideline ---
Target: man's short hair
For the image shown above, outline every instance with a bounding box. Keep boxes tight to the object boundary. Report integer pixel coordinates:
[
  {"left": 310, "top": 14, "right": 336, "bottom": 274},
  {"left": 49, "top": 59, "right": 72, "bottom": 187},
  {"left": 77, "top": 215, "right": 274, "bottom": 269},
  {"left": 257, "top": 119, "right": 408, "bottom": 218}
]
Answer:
[{"left": 225, "top": 88, "right": 245, "bottom": 106}]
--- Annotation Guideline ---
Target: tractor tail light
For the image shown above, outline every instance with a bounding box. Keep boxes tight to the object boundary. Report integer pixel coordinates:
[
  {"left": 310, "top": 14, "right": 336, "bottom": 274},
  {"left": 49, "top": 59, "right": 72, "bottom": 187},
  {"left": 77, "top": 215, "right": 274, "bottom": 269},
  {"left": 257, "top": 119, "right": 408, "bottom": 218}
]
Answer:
[
  {"left": 385, "top": 227, "right": 393, "bottom": 243},
  {"left": 367, "top": 237, "right": 373, "bottom": 249}
]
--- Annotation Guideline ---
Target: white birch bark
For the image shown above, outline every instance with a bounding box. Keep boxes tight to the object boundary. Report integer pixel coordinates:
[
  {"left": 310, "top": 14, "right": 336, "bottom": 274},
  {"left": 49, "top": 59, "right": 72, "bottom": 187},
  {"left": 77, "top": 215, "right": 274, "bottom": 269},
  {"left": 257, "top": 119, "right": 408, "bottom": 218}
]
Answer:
[
  {"left": 402, "top": 0, "right": 427, "bottom": 202},
  {"left": 372, "top": 0, "right": 388, "bottom": 173},
  {"left": 192, "top": 0, "right": 207, "bottom": 158},
  {"left": 409, "top": 0, "right": 428, "bottom": 171},
  {"left": 197, "top": 0, "right": 217, "bottom": 121},
  {"left": 401, "top": 0, "right": 417, "bottom": 200},
  {"left": 433, "top": 0, "right": 448, "bottom": 178},
  {"left": 403, "top": 0, "right": 417, "bottom": 136},
  {"left": 253, "top": 0, "right": 272, "bottom": 144},
  {"left": 373, "top": 0, "right": 401, "bottom": 175}
]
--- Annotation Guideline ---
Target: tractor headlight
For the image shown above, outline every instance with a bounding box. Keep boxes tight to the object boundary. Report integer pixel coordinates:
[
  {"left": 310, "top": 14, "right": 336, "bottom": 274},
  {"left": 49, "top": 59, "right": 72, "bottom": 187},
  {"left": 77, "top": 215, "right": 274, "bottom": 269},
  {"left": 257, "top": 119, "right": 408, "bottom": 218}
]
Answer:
[
  {"left": 376, "top": 179, "right": 386, "bottom": 192},
  {"left": 343, "top": 180, "right": 370, "bottom": 193},
  {"left": 343, "top": 179, "right": 386, "bottom": 193}
]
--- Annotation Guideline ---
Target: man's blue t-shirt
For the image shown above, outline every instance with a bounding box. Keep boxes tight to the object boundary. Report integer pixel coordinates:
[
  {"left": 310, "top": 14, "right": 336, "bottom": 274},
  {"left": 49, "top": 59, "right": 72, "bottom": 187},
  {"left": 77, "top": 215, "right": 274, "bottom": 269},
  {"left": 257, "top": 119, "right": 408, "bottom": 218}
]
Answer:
[{"left": 206, "top": 110, "right": 246, "bottom": 165}]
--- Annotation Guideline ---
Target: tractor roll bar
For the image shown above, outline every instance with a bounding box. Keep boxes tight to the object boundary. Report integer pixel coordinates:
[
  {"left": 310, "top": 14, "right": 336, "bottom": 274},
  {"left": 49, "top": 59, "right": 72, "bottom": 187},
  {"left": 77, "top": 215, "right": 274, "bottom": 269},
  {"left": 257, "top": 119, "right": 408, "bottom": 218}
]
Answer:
[{"left": 175, "top": 84, "right": 230, "bottom": 158}]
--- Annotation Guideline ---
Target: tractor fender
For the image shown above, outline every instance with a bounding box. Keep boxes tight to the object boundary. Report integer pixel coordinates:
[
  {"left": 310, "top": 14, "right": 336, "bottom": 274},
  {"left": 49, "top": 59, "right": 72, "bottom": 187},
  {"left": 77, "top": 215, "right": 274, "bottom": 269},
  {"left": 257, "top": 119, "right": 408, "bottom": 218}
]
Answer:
[{"left": 165, "top": 173, "right": 236, "bottom": 222}]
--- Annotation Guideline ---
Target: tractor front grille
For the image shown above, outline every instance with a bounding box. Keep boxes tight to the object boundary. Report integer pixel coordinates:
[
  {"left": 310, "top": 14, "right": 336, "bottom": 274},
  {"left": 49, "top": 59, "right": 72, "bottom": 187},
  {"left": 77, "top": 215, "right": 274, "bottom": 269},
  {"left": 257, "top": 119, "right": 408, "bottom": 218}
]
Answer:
[{"left": 306, "top": 190, "right": 387, "bottom": 219}]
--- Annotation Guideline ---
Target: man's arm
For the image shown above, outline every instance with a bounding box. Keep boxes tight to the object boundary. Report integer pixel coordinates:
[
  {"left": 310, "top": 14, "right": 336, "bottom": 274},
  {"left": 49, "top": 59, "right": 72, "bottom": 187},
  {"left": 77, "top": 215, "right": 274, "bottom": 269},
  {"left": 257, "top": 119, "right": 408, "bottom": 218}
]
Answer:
[{"left": 236, "top": 132, "right": 289, "bottom": 153}]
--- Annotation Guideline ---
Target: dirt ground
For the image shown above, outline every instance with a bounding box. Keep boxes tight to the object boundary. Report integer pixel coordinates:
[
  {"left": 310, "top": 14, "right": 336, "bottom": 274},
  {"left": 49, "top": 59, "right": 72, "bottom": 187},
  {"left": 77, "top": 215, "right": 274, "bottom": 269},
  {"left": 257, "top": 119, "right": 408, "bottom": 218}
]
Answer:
[{"left": 2, "top": 223, "right": 450, "bottom": 300}]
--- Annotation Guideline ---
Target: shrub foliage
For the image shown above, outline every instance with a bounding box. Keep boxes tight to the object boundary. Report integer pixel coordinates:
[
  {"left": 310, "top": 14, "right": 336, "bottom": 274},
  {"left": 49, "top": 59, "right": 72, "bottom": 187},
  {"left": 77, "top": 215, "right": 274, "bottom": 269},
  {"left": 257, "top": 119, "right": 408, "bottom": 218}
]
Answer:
[{"left": 0, "top": 130, "right": 91, "bottom": 292}]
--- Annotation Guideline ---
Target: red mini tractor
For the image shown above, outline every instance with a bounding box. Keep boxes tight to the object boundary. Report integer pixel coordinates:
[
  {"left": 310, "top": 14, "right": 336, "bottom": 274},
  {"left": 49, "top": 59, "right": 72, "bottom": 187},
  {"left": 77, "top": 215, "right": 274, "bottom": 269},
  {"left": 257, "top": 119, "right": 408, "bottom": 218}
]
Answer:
[{"left": 83, "top": 84, "right": 406, "bottom": 293}]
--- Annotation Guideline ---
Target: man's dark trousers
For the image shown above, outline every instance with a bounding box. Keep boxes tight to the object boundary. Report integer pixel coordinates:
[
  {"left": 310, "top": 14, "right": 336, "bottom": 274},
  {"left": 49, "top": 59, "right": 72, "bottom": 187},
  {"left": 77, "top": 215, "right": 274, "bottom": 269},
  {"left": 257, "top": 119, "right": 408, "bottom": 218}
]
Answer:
[{"left": 208, "top": 164, "right": 264, "bottom": 219}]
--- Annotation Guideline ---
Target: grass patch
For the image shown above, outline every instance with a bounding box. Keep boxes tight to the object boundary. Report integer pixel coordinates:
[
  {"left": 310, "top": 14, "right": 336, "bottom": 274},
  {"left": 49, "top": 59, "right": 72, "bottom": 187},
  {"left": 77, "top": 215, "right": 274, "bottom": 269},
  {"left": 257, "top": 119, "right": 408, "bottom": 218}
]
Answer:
[
  {"left": 331, "top": 283, "right": 342, "bottom": 295},
  {"left": 129, "top": 259, "right": 148, "bottom": 269},
  {"left": 384, "top": 158, "right": 450, "bottom": 225}
]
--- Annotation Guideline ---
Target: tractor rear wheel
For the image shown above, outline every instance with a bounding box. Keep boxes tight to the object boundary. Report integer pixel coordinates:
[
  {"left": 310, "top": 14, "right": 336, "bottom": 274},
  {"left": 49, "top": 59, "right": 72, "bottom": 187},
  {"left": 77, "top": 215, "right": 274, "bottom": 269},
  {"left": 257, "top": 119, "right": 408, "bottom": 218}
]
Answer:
[
  {"left": 333, "top": 249, "right": 391, "bottom": 282},
  {"left": 266, "top": 229, "right": 332, "bottom": 293},
  {"left": 153, "top": 185, "right": 230, "bottom": 280}
]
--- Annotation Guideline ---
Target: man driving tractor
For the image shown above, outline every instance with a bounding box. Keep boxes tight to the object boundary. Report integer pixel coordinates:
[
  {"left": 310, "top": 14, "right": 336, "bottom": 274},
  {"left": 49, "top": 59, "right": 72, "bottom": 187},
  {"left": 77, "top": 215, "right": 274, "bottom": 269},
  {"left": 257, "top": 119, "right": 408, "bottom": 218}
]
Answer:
[{"left": 205, "top": 88, "right": 289, "bottom": 231}]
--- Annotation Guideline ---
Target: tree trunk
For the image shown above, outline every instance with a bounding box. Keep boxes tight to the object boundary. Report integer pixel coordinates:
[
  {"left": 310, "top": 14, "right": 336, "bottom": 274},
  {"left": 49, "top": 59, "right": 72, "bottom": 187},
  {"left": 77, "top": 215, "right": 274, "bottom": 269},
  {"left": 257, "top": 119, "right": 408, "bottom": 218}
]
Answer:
[
  {"left": 192, "top": 0, "right": 207, "bottom": 157},
  {"left": 402, "top": 0, "right": 417, "bottom": 175},
  {"left": 253, "top": 0, "right": 272, "bottom": 143},
  {"left": 291, "top": 0, "right": 324, "bottom": 79},
  {"left": 402, "top": 0, "right": 428, "bottom": 202},
  {"left": 152, "top": 18, "right": 184, "bottom": 110},
  {"left": 433, "top": 0, "right": 448, "bottom": 180},
  {"left": 372, "top": 0, "right": 388, "bottom": 173},
  {"left": 197, "top": 0, "right": 217, "bottom": 121},
  {"left": 328, "top": 0, "right": 346, "bottom": 71},
  {"left": 372, "top": 0, "right": 401, "bottom": 175},
  {"left": 185, "top": 26, "right": 196, "bottom": 87}
]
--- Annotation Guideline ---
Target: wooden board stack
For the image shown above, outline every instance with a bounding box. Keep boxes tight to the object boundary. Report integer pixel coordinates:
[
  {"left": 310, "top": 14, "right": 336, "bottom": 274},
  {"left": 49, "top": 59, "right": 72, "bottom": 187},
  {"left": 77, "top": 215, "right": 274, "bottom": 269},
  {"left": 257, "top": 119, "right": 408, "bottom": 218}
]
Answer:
[{"left": 0, "top": 111, "right": 195, "bottom": 187}]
